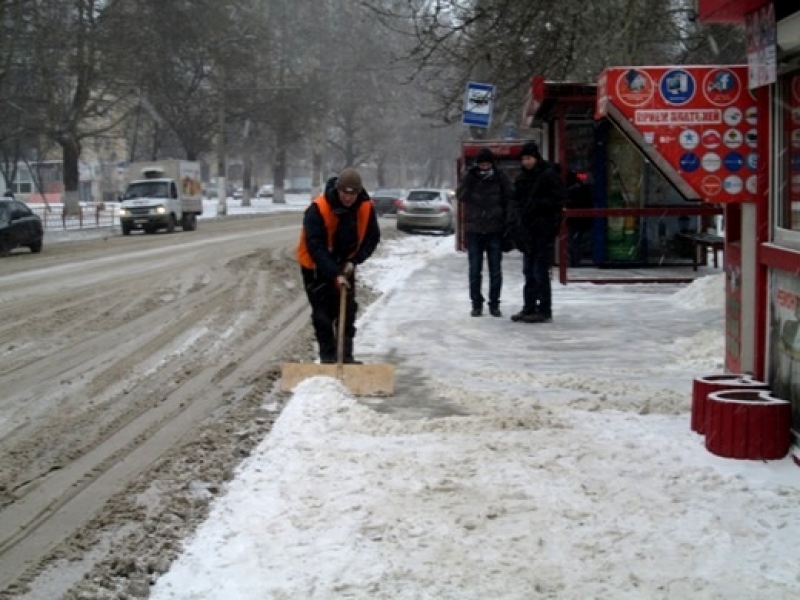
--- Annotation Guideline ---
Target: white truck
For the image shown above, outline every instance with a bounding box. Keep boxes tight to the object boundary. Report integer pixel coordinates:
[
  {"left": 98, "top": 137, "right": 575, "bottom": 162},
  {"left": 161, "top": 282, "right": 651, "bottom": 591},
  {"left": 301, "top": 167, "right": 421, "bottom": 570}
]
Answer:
[{"left": 120, "top": 160, "right": 203, "bottom": 235}]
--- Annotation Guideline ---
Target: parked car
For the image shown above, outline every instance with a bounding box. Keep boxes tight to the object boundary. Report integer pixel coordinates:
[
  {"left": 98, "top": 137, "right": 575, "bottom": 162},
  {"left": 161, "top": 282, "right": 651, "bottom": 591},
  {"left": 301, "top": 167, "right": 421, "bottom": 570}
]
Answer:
[
  {"left": 257, "top": 184, "right": 274, "bottom": 198},
  {"left": 371, "top": 188, "right": 406, "bottom": 216},
  {"left": 0, "top": 199, "right": 44, "bottom": 255},
  {"left": 204, "top": 183, "right": 235, "bottom": 199},
  {"left": 396, "top": 188, "right": 456, "bottom": 234}
]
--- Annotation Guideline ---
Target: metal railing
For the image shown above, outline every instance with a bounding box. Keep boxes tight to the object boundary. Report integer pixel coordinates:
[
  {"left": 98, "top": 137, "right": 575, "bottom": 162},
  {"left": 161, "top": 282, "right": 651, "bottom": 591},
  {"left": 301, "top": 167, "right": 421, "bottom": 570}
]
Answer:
[
  {"left": 557, "top": 205, "right": 724, "bottom": 285},
  {"left": 29, "top": 204, "right": 121, "bottom": 230}
]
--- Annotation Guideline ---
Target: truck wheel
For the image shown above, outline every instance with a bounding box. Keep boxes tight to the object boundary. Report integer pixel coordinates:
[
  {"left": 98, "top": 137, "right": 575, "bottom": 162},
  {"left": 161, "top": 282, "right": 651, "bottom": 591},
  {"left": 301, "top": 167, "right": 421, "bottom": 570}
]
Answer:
[
  {"left": 166, "top": 215, "right": 176, "bottom": 233},
  {"left": 181, "top": 213, "right": 197, "bottom": 231},
  {"left": 122, "top": 223, "right": 132, "bottom": 236}
]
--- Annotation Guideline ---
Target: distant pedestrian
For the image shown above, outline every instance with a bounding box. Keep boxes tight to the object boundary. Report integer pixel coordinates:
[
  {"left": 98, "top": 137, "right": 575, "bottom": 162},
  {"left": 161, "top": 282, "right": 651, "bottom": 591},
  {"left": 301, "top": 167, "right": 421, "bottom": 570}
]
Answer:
[
  {"left": 509, "top": 142, "right": 566, "bottom": 323},
  {"left": 456, "top": 147, "right": 513, "bottom": 317},
  {"left": 296, "top": 167, "right": 381, "bottom": 363}
]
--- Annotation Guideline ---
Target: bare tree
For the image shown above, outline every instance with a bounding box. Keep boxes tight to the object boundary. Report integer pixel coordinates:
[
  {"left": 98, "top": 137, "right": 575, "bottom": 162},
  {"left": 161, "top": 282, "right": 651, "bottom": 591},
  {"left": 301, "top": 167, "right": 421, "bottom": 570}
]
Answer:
[{"left": 367, "top": 0, "right": 745, "bottom": 137}]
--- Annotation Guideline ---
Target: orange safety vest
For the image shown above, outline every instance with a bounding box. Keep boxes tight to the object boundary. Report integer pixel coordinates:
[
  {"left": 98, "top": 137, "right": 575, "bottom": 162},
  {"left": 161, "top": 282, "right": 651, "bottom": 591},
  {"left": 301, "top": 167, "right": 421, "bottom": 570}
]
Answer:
[{"left": 297, "top": 195, "right": 372, "bottom": 269}]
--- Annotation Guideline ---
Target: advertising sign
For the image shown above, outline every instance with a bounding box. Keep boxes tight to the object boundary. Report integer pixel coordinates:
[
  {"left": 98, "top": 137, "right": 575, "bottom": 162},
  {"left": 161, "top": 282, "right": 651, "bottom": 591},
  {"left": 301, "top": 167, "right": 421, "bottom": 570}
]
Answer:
[
  {"left": 463, "top": 82, "right": 495, "bottom": 128},
  {"left": 596, "top": 66, "right": 758, "bottom": 203}
]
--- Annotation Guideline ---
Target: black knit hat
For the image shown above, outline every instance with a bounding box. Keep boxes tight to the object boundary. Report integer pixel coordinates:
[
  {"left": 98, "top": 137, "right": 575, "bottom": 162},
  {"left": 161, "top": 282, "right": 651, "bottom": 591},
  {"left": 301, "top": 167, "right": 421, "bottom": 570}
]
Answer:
[
  {"left": 476, "top": 148, "right": 494, "bottom": 163},
  {"left": 521, "top": 141, "right": 541, "bottom": 159}
]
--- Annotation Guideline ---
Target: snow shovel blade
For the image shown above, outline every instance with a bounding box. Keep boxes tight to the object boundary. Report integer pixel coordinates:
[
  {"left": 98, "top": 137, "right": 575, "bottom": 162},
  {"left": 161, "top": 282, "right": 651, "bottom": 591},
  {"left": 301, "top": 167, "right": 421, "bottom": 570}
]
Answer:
[
  {"left": 280, "top": 362, "right": 395, "bottom": 396},
  {"left": 281, "top": 282, "right": 394, "bottom": 396}
]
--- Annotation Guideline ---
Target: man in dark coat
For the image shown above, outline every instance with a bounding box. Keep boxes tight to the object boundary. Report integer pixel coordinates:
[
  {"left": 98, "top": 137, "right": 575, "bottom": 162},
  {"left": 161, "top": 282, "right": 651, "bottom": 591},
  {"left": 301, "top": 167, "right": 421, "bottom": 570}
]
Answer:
[
  {"left": 509, "top": 142, "right": 567, "bottom": 323},
  {"left": 456, "top": 147, "right": 513, "bottom": 317},
  {"left": 296, "top": 168, "right": 381, "bottom": 363}
]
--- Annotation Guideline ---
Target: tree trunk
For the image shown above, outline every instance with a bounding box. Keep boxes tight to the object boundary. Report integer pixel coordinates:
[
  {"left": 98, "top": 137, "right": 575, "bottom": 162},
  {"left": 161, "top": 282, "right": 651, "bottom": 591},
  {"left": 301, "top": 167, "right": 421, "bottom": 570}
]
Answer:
[
  {"left": 61, "top": 135, "right": 82, "bottom": 216},
  {"left": 273, "top": 144, "right": 287, "bottom": 205},
  {"left": 310, "top": 124, "right": 325, "bottom": 197},
  {"left": 242, "top": 121, "right": 252, "bottom": 207}
]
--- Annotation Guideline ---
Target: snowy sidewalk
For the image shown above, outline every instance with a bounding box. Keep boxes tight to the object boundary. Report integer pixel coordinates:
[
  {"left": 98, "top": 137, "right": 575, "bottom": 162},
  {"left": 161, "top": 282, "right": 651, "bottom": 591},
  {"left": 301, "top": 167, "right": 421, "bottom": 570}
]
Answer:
[{"left": 151, "top": 236, "right": 800, "bottom": 599}]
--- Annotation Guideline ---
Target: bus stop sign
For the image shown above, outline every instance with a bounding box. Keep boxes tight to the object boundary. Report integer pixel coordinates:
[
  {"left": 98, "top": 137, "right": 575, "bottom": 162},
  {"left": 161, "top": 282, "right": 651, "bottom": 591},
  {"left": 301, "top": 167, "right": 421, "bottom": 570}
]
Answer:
[{"left": 463, "top": 82, "right": 495, "bottom": 128}]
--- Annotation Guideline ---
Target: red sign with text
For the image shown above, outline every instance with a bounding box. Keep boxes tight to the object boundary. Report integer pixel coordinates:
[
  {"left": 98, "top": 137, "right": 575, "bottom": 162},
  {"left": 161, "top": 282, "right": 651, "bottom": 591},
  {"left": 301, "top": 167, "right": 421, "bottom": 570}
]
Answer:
[{"left": 596, "top": 66, "right": 758, "bottom": 203}]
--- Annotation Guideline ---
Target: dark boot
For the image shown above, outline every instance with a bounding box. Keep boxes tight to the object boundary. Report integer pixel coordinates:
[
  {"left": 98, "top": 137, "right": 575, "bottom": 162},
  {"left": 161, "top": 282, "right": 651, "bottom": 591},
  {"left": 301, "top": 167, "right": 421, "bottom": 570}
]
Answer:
[
  {"left": 319, "top": 340, "right": 336, "bottom": 364},
  {"left": 343, "top": 337, "right": 362, "bottom": 364}
]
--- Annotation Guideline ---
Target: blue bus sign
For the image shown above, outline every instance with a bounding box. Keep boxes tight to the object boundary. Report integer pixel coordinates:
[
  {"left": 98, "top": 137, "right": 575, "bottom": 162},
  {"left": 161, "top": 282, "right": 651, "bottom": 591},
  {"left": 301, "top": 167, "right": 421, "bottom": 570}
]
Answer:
[{"left": 463, "top": 82, "right": 495, "bottom": 128}]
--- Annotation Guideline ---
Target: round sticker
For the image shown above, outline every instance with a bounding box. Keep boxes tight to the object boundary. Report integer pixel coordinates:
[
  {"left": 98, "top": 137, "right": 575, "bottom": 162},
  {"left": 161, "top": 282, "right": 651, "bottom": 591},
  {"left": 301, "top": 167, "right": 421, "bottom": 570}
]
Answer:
[
  {"left": 792, "top": 153, "right": 800, "bottom": 171},
  {"left": 792, "top": 130, "right": 800, "bottom": 149},
  {"left": 724, "top": 175, "right": 743, "bottom": 194},
  {"left": 703, "top": 69, "right": 741, "bottom": 106},
  {"left": 724, "top": 152, "right": 744, "bottom": 172},
  {"left": 701, "top": 175, "right": 722, "bottom": 196},
  {"left": 702, "top": 129, "right": 721, "bottom": 149},
  {"left": 680, "top": 153, "right": 701, "bottom": 173},
  {"left": 746, "top": 129, "right": 758, "bottom": 148},
  {"left": 746, "top": 106, "right": 759, "bottom": 125},
  {"left": 616, "top": 69, "right": 655, "bottom": 107},
  {"left": 747, "top": 153, "right": 758, "bottom": 170},
  {"left": 746, "top": 176, "right": 758, "bottom": 194},
  {"left": 723, "top": 129, "right": 743, "bottom": 149},
  {"left": 679, "top": 129, "right": 700, "bottom": 150},
  {"left": 660, "top": 69, "right": 695, "bottom": 105},
  {"left": 723, "top": 107, "right": 743, "bottom": 126},
  {"left": 702, "top": 153, "right": 722, "bottom": 172}
]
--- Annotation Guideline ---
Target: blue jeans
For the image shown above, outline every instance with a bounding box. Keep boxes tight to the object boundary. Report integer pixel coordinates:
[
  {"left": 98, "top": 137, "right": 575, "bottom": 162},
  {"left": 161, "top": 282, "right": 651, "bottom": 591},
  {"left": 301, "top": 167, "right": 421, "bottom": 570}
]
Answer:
[
  {"left": 466, "top": 231, "right": 503, "bottom": 309},
  {"left": 522, "top": 237, "right": 555, "bottom": 317}
]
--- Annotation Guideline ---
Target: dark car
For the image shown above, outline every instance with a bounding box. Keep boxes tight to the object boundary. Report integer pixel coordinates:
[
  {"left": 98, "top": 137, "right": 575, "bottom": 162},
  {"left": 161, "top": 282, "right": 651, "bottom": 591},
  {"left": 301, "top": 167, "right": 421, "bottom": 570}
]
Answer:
[
  {"left": 371, "top": 188, "right": 406, "bottom": 217},
  {"left": 0, "top": 199, "right": 44, "bottom": 255}
]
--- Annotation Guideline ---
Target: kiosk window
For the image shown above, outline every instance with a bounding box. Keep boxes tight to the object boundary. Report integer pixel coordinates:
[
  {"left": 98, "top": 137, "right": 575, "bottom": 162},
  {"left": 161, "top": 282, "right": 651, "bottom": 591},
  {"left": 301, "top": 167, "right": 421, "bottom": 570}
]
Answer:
[{"left": 781, "top": 71, "right": 800, "bottom": 232}]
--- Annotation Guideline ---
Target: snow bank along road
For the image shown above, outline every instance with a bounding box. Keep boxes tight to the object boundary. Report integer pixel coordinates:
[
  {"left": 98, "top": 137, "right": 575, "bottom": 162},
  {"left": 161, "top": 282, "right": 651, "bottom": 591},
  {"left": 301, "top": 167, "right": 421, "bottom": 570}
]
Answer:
[{"left": 0, "top": 214, "right": 331, "bottom": 598}]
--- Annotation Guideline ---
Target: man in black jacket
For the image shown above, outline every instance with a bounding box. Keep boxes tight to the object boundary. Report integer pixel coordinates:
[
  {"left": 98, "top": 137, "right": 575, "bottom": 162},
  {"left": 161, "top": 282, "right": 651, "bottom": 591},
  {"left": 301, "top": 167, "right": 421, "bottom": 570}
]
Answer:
[
  {"left": 509, "top": 142, "right": 566, "bottom": 323},
  {"left": 456, "top": 147, "right": 513, "bottom": 317},
  {"left": 296, "top": 168, "right": 381, "bottom": 363}
]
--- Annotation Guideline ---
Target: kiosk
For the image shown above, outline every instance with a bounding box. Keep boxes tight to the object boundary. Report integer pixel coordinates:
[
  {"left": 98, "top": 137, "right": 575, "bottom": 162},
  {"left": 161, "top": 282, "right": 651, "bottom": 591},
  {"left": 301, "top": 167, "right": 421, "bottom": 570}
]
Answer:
[{"left": 698, "top": 0, "right": 800, "bottom": 462}]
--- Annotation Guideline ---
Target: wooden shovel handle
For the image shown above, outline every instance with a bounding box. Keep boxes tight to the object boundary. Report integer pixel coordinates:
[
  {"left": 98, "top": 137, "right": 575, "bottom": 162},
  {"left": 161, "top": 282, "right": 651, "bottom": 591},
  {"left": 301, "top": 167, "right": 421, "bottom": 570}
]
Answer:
[{"left": 336, "top": 281, "right": 347, "bottom": 375}]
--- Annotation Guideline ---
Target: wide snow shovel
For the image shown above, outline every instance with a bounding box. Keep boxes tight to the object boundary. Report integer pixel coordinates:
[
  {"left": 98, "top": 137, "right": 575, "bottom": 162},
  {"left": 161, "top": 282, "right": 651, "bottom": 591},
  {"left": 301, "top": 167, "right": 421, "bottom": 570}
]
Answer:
[{"left": 280, "top": 283, "right": 395, "bottom": 396}]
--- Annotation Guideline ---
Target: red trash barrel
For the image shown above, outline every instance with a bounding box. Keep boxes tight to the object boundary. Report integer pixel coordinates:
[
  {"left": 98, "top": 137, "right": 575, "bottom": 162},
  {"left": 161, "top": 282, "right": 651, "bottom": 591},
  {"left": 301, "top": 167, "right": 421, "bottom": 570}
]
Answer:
[
  {"left": 691, "top": 374, "right": 768, "bottom": 434},
  {"left": 704, "top": 389, "right": 792, "bottom": 460}
]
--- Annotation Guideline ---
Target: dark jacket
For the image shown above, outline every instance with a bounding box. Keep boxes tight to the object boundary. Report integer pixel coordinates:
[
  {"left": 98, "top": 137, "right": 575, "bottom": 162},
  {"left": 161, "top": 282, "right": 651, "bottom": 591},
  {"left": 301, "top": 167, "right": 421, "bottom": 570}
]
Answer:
[
  {"left": 301, "top": 176, "right": 381, "bottom": 280},
  {"left": 511, "top": 161, "right": 566, "bottom": 252},
  {"left": 457, "top": 164, "right": 513, "bottom": 235}
]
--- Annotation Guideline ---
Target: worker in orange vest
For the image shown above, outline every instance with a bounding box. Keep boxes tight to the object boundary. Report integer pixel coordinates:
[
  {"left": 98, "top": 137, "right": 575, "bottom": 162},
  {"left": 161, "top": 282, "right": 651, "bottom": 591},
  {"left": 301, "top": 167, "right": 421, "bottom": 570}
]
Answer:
[{"left": 297, "top": 168, "right": 381, "bottom": 363}]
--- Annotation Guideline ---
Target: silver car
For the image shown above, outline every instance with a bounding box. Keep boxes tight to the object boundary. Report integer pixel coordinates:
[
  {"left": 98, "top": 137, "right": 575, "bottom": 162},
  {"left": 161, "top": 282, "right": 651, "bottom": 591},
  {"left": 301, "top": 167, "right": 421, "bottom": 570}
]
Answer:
[{"left": 396, "top": 188, "right": 456, "bottom": 234}]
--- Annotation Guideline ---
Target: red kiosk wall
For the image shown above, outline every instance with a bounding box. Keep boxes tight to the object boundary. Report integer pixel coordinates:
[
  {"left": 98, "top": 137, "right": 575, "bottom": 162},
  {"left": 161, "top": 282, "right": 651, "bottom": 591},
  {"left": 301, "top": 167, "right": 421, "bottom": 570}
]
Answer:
[{"left": 725, "top": 203, "right": 742, "bottom": 372}]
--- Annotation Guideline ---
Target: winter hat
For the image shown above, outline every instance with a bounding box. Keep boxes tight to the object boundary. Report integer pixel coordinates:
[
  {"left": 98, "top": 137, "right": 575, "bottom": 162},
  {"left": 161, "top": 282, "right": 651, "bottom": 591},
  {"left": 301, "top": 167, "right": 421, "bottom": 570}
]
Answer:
[
  {"left": 521, "top": 141, "right": 541, "bottom": 159},
  {"left": 476, "top": 148, "right": 494, "bottom": 163},
  {"left": 336, "top": 167, "right": 362, "bottom": 193}
]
